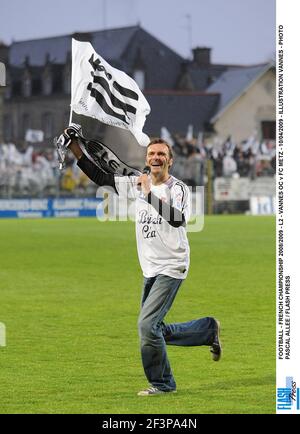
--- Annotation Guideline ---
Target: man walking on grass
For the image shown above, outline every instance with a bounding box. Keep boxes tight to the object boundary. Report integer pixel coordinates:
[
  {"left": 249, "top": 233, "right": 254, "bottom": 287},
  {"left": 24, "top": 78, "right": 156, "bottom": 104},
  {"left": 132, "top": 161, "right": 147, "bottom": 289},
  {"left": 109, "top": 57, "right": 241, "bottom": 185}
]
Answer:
[{"left": 57, "top": 124, "right": 222, "bottom": 396}]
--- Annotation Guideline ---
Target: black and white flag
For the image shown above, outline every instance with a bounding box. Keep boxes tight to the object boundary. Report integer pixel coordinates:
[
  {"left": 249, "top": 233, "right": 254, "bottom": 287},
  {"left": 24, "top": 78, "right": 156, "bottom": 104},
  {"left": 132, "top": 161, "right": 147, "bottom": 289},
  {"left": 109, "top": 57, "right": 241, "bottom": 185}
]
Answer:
[{"left": 70, "top": 39, "right": 151, "bottom": 147}]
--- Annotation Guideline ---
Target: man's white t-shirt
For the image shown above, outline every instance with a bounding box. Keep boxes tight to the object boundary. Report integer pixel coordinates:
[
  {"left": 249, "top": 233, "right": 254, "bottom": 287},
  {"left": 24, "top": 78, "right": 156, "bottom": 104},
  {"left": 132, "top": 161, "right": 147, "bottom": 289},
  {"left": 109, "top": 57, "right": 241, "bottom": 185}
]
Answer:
[{"left": 115, "top": 175, "right": 191, "bottom": 280}]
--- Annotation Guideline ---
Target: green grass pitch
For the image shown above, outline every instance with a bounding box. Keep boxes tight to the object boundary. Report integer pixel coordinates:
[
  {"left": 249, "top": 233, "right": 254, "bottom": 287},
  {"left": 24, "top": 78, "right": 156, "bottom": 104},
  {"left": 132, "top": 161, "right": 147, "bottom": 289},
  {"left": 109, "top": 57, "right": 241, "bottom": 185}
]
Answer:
[{"left": 0, "top": 215, "right": 275, "bottom": 414}]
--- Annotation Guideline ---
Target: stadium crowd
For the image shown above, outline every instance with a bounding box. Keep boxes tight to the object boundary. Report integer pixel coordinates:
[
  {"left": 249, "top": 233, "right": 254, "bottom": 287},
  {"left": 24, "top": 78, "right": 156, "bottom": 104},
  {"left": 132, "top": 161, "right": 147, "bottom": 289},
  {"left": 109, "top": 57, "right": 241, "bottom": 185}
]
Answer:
[
  {"left": 0, "top": 143, "right": 92, "bottom": 197},
  {"left": 0, "top": 133, "right": 275, "bottom": 198},
  {"left": 167, "top": 132, "right": 275, "bottom": 186}
]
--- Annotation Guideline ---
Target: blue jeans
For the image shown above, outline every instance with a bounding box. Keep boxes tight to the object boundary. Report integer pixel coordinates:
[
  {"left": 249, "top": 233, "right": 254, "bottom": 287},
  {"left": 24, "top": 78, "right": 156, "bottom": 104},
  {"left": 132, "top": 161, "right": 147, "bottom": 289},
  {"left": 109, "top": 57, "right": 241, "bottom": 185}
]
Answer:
[{"left": 138, "top": 274, "right": 217, "bottom": 392}]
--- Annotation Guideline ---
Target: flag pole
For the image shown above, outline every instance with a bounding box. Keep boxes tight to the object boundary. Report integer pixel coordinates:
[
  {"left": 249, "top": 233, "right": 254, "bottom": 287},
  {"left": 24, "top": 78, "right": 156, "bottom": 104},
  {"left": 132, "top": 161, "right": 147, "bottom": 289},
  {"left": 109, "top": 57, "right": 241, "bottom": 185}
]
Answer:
[{"left": 68, "top": 38, "right": 74, "bottom": 126}]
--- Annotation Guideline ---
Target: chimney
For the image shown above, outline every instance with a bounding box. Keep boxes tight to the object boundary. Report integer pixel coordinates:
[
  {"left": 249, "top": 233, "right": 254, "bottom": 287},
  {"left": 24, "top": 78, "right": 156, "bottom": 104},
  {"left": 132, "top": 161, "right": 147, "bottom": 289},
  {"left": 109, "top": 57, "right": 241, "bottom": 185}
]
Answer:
[{"left": 192, "top": 47, "right": 211, "bottom": 67}]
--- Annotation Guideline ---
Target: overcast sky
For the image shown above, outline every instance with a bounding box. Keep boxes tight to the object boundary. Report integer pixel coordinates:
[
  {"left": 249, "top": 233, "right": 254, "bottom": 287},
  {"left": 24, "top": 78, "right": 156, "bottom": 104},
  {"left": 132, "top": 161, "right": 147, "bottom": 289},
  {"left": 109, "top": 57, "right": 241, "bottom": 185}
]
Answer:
[{"left": 0, "top": 0, "right": 275, "bottom": 65}]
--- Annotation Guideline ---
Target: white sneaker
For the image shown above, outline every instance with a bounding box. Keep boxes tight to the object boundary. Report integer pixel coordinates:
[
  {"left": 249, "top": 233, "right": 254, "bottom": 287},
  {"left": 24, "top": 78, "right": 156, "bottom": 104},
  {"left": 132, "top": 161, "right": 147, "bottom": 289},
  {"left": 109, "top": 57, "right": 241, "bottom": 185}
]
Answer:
[{"left": 137, "top": 386, "right": 177, "bottom": 396}]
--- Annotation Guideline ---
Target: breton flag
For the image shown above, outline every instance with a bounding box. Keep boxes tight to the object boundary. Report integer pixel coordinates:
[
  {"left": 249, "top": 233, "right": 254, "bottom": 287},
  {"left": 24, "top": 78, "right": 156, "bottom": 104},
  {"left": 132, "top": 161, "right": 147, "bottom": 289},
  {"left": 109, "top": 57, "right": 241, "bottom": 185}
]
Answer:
[{"left": 70, "top": 39, "right": 151, "bottom": 147}]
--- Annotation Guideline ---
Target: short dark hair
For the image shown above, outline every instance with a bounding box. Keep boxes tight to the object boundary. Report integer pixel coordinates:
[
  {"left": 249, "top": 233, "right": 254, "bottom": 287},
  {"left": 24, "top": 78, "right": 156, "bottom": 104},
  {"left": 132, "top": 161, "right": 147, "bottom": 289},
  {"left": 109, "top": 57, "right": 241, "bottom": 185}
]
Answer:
[{"left": 147, "top": 138, "right": 174, "bottom": 160}]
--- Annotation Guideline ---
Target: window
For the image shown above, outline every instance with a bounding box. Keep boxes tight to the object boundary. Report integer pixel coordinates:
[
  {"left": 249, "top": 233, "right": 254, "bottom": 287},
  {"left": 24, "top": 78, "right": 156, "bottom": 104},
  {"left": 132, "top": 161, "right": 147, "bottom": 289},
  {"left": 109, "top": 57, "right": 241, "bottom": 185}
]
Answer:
[
  {"left": 261, "top": 121, "right": 276, "bottom": 140},
  {"left": 3, "top": 115, "right": 14, "bottom": 142},
  {"left": 4, "top": 76, "right": 11, "bottom": 99},
  {"left": 0, "top": 62, "right": 5, "bottom": 87},
  {"left": 22, "top": 113, "right": 31, "bottom": 139},
  {"left": 133, "top": 69, "right": 145, "bottom": 90},
  {"left": 32, "top": 78, "right": 42, "bottom": 95},
  {"left": 53, "top": 70, "right": 63, "bottom": 93},
  {"left": 43, "top": 74, "right": 52, "bottom": 95},
  {"left": 23, "top": 75, "right": 32, "bottom": 97},
  {"left": 12, "top": 80, "right": 22, "bottom": 97},
  {"left": 42, "top": 113, "right": 54, "bottom": 139},
  {"left": 64, "top": 68, "right": 71, "bottom": 94},
  {"left": 207, "top": 75, "right": 216, "bottom": 86},
  {"left": 64, "top": 111, "right": 70, "bottom": 127}
]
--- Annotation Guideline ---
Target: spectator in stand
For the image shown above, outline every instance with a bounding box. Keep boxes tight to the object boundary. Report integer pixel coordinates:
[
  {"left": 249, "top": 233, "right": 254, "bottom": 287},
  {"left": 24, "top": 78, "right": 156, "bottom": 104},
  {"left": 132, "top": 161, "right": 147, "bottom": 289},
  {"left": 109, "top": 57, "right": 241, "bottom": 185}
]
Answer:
[
  {"left": 236, "top": 151, "right": 250, "bottom": 177},
  {"left": 187, "top": 150, "right": 204, "bottom": 186},
  {"left": 211, "top": 148, "right": 223, "bottom": 178},
  {"left": 172, "top": 135, "right": 185, "bottom": 157},
  {"left": 0, "top": 131, "right": 276, "bottom": 198},
  {"left": 222, "top": 153, "right": 237, "bottom": 178},
  {"left": 185, "top": 139, "right": 197, "bottom": 157}
]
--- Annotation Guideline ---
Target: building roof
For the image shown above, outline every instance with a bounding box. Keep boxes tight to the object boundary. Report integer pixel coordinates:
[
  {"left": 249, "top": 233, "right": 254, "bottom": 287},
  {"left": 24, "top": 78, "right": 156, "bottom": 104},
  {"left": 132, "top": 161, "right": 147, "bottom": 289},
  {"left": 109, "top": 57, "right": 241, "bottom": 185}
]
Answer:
[
  {"left": 10, "top": 34, "right": 70, "bottom": 66},
  {"left": 188, "top": 64, "right": 235, "bottom": 91},
  {"left": 207, "top": 63, "right": 273, "bottom": 122},
  {"left": 143, "top": 92, "right": 220, "bottom": 136},
  {"left": 9, "top": 26, "right": 140, "bottom": 66},
  {"left": 8, "top": 25, "right": 184, "bottom": 91},
  {"left": 89, "top": 26, "right": 139, "bottom": 63},
  {"left": 122, "top": 28, "right": 184, "bottom": 89},
  {"left": 5, "top": 25, "right": 274, "bottom": 138}
]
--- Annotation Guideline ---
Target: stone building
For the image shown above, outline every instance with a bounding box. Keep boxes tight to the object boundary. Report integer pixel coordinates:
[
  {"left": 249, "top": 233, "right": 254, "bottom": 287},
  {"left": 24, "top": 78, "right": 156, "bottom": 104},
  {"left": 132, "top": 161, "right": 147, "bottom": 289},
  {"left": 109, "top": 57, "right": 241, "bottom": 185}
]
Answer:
[
  {"left": 0, "top": 25, "right": 275, "bottom": 163},
  {"left": 207, "top": 63, "right": 276, "bottom": 143}
]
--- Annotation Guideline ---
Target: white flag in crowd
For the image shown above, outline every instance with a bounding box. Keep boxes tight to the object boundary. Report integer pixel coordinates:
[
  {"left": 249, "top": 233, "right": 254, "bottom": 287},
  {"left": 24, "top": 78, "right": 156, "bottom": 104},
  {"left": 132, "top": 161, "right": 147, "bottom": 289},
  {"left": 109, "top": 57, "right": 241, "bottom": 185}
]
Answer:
[
  {"left": 197, "top": 131, "right": 203, "bottom": 148},
  {"left": 70, "top": 39, "right": 151, "bottom": 147},
  {"left": 160, "top": 126, "right": 174, "bottom": 147},
  {"left": 186, "top": 124, "right": 193, "bottom": 141},
  {"left": 25, "top": 129, "right": 44, "bottom": 143}
]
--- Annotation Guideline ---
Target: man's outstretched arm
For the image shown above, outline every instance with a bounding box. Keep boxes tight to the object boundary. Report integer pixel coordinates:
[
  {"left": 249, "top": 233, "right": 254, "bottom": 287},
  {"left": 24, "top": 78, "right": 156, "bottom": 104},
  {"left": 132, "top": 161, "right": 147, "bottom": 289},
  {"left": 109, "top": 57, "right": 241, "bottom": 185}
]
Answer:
[{"left": 67, "top": 137, "right": 117, "bottom": 191}]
